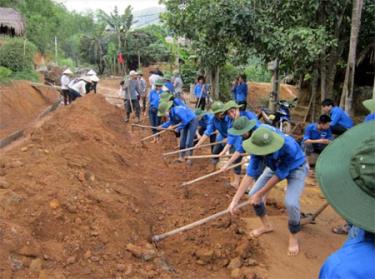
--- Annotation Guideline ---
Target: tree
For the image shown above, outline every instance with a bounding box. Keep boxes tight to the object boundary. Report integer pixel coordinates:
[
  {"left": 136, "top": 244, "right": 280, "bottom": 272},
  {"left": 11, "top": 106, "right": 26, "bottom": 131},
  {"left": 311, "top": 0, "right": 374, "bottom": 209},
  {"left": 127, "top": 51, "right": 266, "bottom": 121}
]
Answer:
[{"left": 340, "top": 0, "right": 364, "bottom": 114}]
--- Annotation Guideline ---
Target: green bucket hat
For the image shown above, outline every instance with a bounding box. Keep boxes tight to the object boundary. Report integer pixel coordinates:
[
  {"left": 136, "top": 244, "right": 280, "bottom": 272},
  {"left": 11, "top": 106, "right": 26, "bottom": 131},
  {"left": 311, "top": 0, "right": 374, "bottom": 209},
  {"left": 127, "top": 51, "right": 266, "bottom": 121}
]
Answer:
[
  {"left": 363, "top": 99, "right": 375, "bottom": 113},
  {"left": 211, "top": 101, "right": 225, "bottom": 114},
  {"left": 242, "top": 127, "right": 285, "bottom": 156},
  {"left": 195, "top": 108, "right": 208, "bottom": 118},
  {"left": 316, "top": 121, "right": 375, "bottom": 233},
  {"left": 228, "top": 116, "right": 257, "bottom": 136},
  {"left": 224, "top": 100, "right": 243, "bottom": 112},
  {"left": 160, "top": 92, "right": 173, "bottom": 101},
  {"left": 155, "top": 79, "right": 164, "bottom": 87},
  {"left": 157, "top": 101, "right": 173, "bottom": 117}
]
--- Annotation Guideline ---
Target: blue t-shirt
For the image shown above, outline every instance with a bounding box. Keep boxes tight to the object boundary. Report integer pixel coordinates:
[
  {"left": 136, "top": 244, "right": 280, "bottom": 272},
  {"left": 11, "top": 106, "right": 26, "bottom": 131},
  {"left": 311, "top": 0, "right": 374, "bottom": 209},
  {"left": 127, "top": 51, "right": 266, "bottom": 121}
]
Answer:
[
  {"left": 204, "top": 116, "right": 230, "bottom": 138},
  {"left": 303, "top": 123, "right": 334, "bottom": 149},
  {"left": 246, "top": 134, "right": 305, "bottom": 180},
  {"left": 330, "top": 106, "right": 354, "bottom": 129},
  {"left": 173, "top": 97, "right": 186, "bottom": 107},
  {"left": 194, "top": 83, "right": 207, "bottom": 98},
  {"left": 165, "top": 81, "right": 175, "bottom": 93},
  {"left": 319, "top": 230, "right": 375, "bottom": 279},
  {"left": 199, "top": 113, "right": 214, "bottom": 131},
  {"left": 232, "top": 82, "right": 248, "bottom": 103},
  {"left": 162, "top": 105, "right": 196, "bottom": 132},
  {"left": 364, "top": 113, "right": 375, "bottom": 122},
  {"left": 148, "top": 89, "right": 161, "bottom": 109}
]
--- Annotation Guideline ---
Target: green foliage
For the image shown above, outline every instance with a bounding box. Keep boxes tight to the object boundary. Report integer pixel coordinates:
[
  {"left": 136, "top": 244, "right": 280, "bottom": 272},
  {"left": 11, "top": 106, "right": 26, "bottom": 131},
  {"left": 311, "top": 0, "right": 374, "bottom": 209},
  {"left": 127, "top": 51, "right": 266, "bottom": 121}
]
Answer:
[
  {"left": 11, "top": 70, "right": 40, "bottom": 82},
  {"left": 244, "top": 57, "right": 272, "bottom": 82},
  {"left": 219, "top": 63, "right": 239, "bottom": 101},
  {"left": 0, "top": 66, "right": 12, "bottom": 84},
  {"left": 180, "top": 62, "right": 198, "bottom": 87},
  {"left": 0, "top": 38, "right": 37, "bottom": 72},
  {"left": 58, "top": 57, "right": 75, "bottom": 68}
]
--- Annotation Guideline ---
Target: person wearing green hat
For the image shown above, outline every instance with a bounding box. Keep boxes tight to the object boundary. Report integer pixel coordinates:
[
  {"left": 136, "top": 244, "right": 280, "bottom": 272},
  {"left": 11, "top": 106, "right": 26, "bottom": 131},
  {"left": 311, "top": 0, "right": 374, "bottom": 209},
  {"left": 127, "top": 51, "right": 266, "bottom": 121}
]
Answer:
[
  {"left": 160, "top": 92, "right": 186, "bottom": 107},
  {"left": 148, "top": 79, "right": 164, "bottom": 142},
  {"left": 159, "top": 101, "right": 199, "bottom": 163},
  {"left": 164, "top": 74, "right": 175, "bottom": 94},
  {"left": 195, "top": 108, "right": 216, "bottom": 149},
  {"left": 317, "top": 121, "right": 375, "bottom": 278},
  {"left": 228, "top": 127, "right": 307, "bottom": 256},
  {"left": 195, "top": 101, "right": 230, "bottom": 170},
  {"left": 363, "top": 98, "right": 375, "bottom": 122}
]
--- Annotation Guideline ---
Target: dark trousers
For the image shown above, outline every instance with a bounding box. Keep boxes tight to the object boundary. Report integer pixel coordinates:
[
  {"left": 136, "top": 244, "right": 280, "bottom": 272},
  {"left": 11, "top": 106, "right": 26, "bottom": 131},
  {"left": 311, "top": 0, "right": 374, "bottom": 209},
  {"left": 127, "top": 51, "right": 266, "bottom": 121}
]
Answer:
[
  {"left": 125, "top": 99, "right": 141, "bottom": 119},
  {"left": 141, "top": 96, "right": 147, "bottom": 113},
  {"left": 230, "top": 145, "right": 243, "bottom": 175},
  {"left": 197, "top": 127, "right": 216, "bottom": 151},
  {"left": 304, "top": 142, "right": 326, "bottom": 156},
  {"left": 212, "top": 141, "right": 225, "bottom": 165},
  {"left": 69, "top": 89, "right": 81, "bottom": 102},
  {"left": 148, "top": 107, "right": 161, "bottom": 134},
  {"left": 331, "top": 124, "right": 348, "bottom": 136},
  {"left": 62, "top": 89, "right": 71, "bottom": 105},
  {"left": 196, "top": 97, "right": 206, "bottom": 110},
  {"left": 237, "top": 101, "right": 247, "bottom": 111}
]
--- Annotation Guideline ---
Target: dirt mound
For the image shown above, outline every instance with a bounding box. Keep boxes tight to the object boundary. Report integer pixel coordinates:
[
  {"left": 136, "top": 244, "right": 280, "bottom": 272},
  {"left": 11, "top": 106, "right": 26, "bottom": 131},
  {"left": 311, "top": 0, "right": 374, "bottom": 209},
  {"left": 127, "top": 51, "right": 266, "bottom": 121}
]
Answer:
[
  {"left": 0, "top": 94, "right": 266, "bottom": 278},
  {"left": 0, "top": 81, "right": 59, "bottom": 139}
]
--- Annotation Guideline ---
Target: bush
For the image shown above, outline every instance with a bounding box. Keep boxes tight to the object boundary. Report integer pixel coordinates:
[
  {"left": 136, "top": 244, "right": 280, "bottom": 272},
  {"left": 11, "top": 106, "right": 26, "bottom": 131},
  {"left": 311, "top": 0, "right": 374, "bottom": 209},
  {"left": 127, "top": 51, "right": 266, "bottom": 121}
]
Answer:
[
  {"left": 0, "top": 66, "right": 12, "bottom": 83},
  {"left": 58, "top": 57, "right": 75, "bottom": 69},
  {"left": 244, "top": 56, "right": 271, "bottom": 82},
  {"left": 180, "top": 62, "right": 197, "bottom": 89},
  {"left": 0, "top": 38, "right": 37, "bottom": 72},
  {"left": 11, "top": 70, "right": 40, "bottom": 82},
  {"left": 219, "top": 63, "right": 241, "bottom": 101}
]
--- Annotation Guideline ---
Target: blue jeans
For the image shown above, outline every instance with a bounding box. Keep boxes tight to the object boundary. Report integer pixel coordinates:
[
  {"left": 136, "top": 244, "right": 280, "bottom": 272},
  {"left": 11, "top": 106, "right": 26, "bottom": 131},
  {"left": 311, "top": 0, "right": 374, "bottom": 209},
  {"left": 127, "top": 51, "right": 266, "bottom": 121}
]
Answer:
[
  {"left": 148, "top": 107, "right": 160, "bottom": 134},
  {"left": 230, "top": 145, "right": 243, "bottom": 175},
  {"left": 248, "top": 163, "right": 308, "bottom": 234},
  {"left": 180, "top": 117, "right": 199, "bottom": 157},
  {"left": 211, "top": 141, "right": 225, "bottom": 165}
]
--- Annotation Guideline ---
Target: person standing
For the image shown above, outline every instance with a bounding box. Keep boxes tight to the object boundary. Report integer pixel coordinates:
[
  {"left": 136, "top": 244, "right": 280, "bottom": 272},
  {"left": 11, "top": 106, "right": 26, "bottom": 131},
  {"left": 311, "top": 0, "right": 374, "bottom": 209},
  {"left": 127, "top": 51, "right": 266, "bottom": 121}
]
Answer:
[
  {"left": 138, "top": 73, "right": 147, "bottom": 115},
  {"left": 232, "top": 74, "right": 248, "bottom": 111},
  {"left": 173, "top": 70, "right": 184, "bottom": 99},
  {"left": 194, "top": 76, "right": 208, "bottom": 110},
  {"left": 149, "top": 70, "right": 161, "bottom": 90},
  {"left": 228, "top": 127, "right": 307, "bottom": 256},
  {"left": 87, "top": 69, "right": 99, "bottom": 94},
  {"left": 61, "top": 69, "right": 73, "bottom": 105},
  {"left": 68, "top": 76, "right": 92, "bottom": 102},
  {"left": 148, "top": 80, "right": 164, "bottom": 143},
  {"left": 321, "top": 99, "right": 353, "bottom": 135},
  {"left": 123, "top": 70, "right": 141, "bottom": 123}
]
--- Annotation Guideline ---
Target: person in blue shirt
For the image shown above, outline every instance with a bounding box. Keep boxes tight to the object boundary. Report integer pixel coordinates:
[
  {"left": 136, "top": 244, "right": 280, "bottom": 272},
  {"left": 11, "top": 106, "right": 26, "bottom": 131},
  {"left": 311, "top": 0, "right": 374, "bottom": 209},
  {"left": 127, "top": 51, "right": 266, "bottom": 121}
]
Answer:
[
  {"left": 148, "top": 80, "right": 164, "bottom": 142},
  {"left": 160, "top": 92, "right": 186, "bottom": 107},
  {"left": 158, "top": 101, "right": 198, "bottom": 164},
  {"left": 195, "top": 109, "right": 216, "bottom": 148},
  {"left": 228, "top": 127, "right": 307, "bottom": 257},
  {"left": 363, "top": 98, "right": 375, "bottom": 122},
  {"left": 321, "top": 99, "right": 353, "bottom": 135},
  {"left": 231, "top": 74, "right": 248, "bottom": 111},
  {"left": 303, "top": 115, "right": 334, "bottom": 166},
  {"left": 163, "top": 74, "right": 175, "bottom": 94},
  {"left": 195, "top": 101, "right": 228, "bottom": 171},
  {"left": 316, "top": 121, "right": 375, "bottom": 279},
  {"left": 194, "top": 76, "right": 208, "bottom": 110}
]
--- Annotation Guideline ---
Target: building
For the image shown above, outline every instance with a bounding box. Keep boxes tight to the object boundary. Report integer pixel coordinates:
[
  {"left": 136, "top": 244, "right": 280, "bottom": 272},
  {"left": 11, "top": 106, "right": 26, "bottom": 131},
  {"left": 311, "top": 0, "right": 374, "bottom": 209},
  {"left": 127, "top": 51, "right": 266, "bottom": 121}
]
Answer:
[{"left": 0, "top": 7, "right": 25, "bottom": 37}]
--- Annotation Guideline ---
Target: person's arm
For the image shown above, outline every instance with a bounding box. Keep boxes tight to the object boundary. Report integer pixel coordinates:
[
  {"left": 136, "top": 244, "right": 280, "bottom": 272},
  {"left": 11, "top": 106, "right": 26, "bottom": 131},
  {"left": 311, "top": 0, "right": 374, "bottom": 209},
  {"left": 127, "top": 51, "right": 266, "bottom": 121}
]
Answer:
[
  {"left": 330, "top": 108, "right": 340, "bottom": 127},
  {"left": 219, "top": 143, "right": 231, "bottom": 156},
  {"left": 228, "top": 175, "right": 255, "bottom": 214},
  {"left": 221, "top": 151, "right": 241, "bottom": 171},
  {"left": 250, "top": 175, "right": 280, "bottom": 205}
]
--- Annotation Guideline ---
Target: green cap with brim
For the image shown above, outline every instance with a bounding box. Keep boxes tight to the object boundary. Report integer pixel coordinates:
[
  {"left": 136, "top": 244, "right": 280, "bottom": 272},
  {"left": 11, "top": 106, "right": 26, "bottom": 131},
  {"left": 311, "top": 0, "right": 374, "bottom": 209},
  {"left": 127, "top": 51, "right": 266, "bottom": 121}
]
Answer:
[
  {"left": 224, "top": 100, "right": 243, "bottom": 111},
  {"left": 155, "top": 79, "right": 164, "bottom": 87},
  {"left": 228, "top": 116, "right": 257, "bottom": 135},
  {"left": 157, "top": 101, "right": 173, "bottom": 117},
  {"left": 363, "top": 99, "right": 375, "bottom": 113},
  {"left": 316, "top": 121, "right": 375, "bottom": 233},
  {"left": 195, "top": 108, "right": 208, "bottom": 118},
  {"left": 160, "top": 92, "right": 173, "bottom": 101},
  {"left": 242, "top": 127, "right": 284, "bottom": 156},
  {"left": 210, "top": 101, "right": 225, "bottom": 114}
]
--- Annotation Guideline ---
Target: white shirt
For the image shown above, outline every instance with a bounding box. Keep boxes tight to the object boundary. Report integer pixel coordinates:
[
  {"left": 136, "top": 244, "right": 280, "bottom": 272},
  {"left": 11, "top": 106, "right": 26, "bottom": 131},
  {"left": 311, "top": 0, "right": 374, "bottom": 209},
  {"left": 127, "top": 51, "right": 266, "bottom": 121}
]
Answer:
[
  {"left": 69, "top": 80, "right": 87, "bottom": 95},
  {"left": 149, "top": 73, "right": 160, "bottom": 90},
  {"left": 61, "top": 74, "right": 70, "bottom": 90},
  {"left": 173, "top": 76, "right": 183, "bottom": 93}
]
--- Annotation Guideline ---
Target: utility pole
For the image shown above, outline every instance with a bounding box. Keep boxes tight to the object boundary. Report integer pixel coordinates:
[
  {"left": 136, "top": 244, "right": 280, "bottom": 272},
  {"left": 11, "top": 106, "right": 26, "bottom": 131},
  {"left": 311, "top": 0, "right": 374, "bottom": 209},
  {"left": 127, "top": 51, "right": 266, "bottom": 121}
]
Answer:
[
  {"left": 55, "top": 36, "right": 58, "bottom": 65},
  {"left": 137, "top": 50, "right": 141, "bottom": 70},
  {"left": 268, "top": 59, "right": 279, "bottom": 112}
]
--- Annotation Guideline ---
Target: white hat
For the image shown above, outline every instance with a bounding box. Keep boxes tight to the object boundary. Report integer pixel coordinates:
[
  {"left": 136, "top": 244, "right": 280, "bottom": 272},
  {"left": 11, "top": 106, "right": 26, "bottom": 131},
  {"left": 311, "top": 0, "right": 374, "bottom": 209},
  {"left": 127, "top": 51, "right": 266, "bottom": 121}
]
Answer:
[
  {"left": 80, "top": 76, "right": 92, "bottom": 83},
  {"left": 90, "top": 75, "right": 99, "bottom": 82},
  {"left": 63, "top": 69, "right": 73, "bottom": 75},
  {"left": 129, "top": 70, "right": 138, "bottom": 76},
  {"left": 87, "top": 69, "right": 97, "bottom": 76}
]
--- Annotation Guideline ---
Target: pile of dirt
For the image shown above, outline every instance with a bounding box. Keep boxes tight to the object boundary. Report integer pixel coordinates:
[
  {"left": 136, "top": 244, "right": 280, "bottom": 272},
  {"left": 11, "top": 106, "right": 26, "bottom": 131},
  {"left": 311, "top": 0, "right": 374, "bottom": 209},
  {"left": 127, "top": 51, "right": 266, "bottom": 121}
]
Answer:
[
  {"left": 0, "top": 94, "right": 266, "bottom": 278},
  {"left": 0, "top": 81, "right": 59, "bottom": 139}
]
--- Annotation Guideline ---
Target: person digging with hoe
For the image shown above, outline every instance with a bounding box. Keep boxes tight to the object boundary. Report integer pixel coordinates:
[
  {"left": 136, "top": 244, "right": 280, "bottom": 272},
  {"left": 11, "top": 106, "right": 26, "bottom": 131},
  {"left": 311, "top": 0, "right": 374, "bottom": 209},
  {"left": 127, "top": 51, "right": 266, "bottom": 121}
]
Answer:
[
  {"left": 228, "top": 127, "right": 307, "bottom": 256},
  {"left": 317, "top": 121, "right": 375, "bottom": 278}
]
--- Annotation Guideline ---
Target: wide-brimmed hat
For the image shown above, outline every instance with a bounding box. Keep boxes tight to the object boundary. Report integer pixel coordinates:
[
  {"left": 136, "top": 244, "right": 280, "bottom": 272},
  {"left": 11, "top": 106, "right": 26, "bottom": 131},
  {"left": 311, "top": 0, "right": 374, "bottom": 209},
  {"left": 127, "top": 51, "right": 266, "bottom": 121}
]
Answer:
[
  {"left": 363, "top": 99, "right": 375, "bottom": 113},
  {"left": 316, "top": 121, "right": 375, "bottom": 233},
  {"left": 87, "top": 69, "right": 97, "bottom": 76},
  {"left": 129, "top": 70, "right": 138, "bottom": 76},
  {"left": 210, "top": 101, "right": 225, "bottom": 114},
  {"left": 63, "top": 69, "right": 73, "bottom": 75},
  {"left": 80, "top": 76, "right": 92, "bottom": 83},
  {"left": 195, "top": 108, "right": 208, "bottom": 118},
  {"left": 228, "top": 116, "right": 257, "bottom": 135},
  {"left": 90, "top": 75, "right": 99, "bottom": 82},
  {"left": 155, "top": 79, "right": 164, "bottom": 87},
  {"left": 157, "top": 101, "right": 173, "bottom": 117},
  {"left": 160, "top": 92, "right": 173, "bottom": 101},
  {"left": 243, "top": 127, "right": 285, "bottom": 156},
  {"left": 224, "top": 100, "right": 243, "bottom": 111}
]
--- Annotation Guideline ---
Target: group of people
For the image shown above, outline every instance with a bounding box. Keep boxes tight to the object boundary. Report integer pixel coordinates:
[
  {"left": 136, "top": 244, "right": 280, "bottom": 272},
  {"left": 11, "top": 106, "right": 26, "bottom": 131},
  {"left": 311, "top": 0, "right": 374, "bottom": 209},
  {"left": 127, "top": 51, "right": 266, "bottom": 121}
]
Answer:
[
  {"left": 130, "top": 69, "right": 374, "bottom": 276},
  {"left": 60, "top": 69, "right": 99, "bottom": 105}
]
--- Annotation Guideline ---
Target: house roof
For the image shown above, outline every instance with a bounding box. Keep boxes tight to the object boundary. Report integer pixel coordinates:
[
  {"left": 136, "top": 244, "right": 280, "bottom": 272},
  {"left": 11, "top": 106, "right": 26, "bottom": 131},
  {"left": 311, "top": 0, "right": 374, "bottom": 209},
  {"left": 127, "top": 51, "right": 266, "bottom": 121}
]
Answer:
[{"left": 0, "top": 7, "right": 25, "bottom": 35}]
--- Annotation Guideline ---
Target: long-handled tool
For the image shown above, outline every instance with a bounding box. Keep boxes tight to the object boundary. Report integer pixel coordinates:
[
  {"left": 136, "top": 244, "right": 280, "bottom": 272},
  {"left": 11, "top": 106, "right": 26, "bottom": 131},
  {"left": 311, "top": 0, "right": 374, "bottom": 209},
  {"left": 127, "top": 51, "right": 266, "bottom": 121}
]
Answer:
[
  {"left": 184, "top": 153, "right": 249, "bottom": 160},
  {"left": 140, "top": 124, "right": 180, "bottom": 142},
  {"left": 163, "top": 140, "right": 226, "bottom": 157},
  {"left": 301, "top": 202, "right": 330, "bottom": 226},
  {"left": 131, "top": 124, "right": 172, "bottom": 131},
  {"left": 152, "top": 200, "right": 251, "bottom": 243},
  {"left": 181, "top": 160, "right": 248, "bottom": 187}
]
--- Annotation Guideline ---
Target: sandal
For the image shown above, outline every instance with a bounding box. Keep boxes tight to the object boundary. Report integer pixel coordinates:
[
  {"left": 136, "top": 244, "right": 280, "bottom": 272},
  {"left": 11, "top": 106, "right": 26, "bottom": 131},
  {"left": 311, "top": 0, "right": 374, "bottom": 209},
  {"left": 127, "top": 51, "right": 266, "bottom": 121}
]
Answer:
[{"left": 332, "top": 224, "right": 350, "bottom": 235}]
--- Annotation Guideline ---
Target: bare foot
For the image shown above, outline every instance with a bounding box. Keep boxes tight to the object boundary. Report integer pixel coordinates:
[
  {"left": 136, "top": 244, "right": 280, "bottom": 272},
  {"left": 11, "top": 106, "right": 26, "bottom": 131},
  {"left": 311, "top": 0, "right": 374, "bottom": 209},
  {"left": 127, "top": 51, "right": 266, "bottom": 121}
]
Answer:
[
  {"left": 288, "top": 234, "right": 299, "bottom": 256},
  {"left": 249, "top": 225, "right": 273, "bottom": 238}
]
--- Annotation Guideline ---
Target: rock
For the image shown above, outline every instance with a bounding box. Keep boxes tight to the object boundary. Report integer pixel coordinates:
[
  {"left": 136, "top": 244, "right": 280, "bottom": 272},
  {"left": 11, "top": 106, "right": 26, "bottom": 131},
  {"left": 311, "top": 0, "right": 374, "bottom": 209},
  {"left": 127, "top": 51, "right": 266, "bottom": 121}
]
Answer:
[
  {"left": 18, "top": 243, "right": 41, "bottom": 257},
  {"left": 49, "top": 199, "right": 60, "bottom": 209},
  {"left": 230, "top": 268, "right": 241, "bottom": 278},
  {"left": 235, "top": 240, "right": 251, "bottom": 259},
  {"left": 126, "top": 243, "right": 156, "bottom": 261},
  {"left": 0, "top": 177, "right": 10, "bottom": 189},
  {"left": 77, "top": 171, "right": 85, "bottom": 182},
  {"left": 29, "top": 259, "right": 42, "bottom": 272},
  {"left": 21, "top": 147, "right": 28, "bottom": 152},
  {"left": 43, "top": 149, "right": 49, "bottom": 154},
  {"left": 228, "top": 257, "right": 243, "bottom": 270},
  {"left": 83, "top": 250, "right": 91, "bottom": 259},
  {"left": 194, "top": 248, "right": 214, "bottom": 264},
  {"left": 244, "top": 258, "right": 257, "bottom": 267},
  {"left": 90, "top": 256, "right": 100, "bottom": 262},
  {"left": 66, "top": 256, "right": 76, "bottom": 265},
  {"left": 116, "top": 264, "right": 126, "bottom": 272}
]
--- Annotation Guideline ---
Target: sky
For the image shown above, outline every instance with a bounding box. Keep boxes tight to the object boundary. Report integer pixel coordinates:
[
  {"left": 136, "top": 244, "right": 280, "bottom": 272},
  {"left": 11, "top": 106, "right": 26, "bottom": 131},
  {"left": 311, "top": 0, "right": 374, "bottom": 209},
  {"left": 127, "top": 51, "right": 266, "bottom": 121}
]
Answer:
[{"left": 55, "top": 0, "right": 164, "bottom": 13}]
